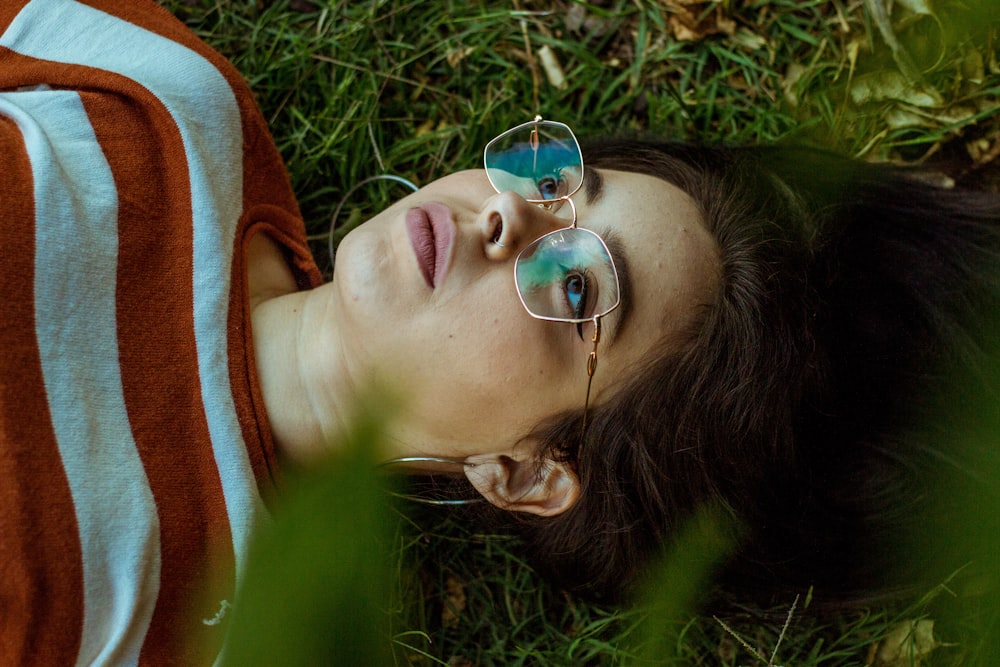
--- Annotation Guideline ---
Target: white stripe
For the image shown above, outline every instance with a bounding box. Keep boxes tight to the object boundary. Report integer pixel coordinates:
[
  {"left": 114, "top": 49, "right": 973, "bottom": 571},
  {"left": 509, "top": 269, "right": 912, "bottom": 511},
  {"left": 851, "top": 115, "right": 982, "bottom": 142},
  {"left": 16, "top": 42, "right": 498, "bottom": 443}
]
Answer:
[
  {"left": 0, "top": 91, "right": 160, "bottom": 667},
  {"left": 2, "top": 0, "right": 263, "bottom": 582},
  {"left": 4, "top": 0, "right": 267, "bottom": 661}
]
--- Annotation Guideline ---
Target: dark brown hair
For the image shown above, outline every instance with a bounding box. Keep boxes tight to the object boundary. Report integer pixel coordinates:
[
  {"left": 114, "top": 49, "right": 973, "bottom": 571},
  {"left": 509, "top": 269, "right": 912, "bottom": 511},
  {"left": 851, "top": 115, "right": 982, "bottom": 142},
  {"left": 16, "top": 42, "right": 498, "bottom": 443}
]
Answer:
[{"left": 506, "top": 139, "right": 1000, "bottom": 605}]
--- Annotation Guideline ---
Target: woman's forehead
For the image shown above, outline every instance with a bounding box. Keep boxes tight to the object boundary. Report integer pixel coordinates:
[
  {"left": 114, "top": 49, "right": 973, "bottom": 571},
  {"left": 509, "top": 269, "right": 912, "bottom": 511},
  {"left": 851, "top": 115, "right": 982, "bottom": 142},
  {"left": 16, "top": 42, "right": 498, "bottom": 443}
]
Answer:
[{"left": 591, "top": 170, "right": 719, "bottom": 370}]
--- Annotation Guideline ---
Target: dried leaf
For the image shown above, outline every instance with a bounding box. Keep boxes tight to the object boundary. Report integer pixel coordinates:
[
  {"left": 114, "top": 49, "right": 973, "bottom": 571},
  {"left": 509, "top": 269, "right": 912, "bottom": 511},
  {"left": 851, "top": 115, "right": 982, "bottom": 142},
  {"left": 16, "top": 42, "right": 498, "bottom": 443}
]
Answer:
[
  {"left": 538, "top": 45, "right": 567, "bottom": 90},
  {"left": 731, "top": 27, "right": 767, "bottom": 52},
  {"left": 967, "top": 131, "right": 1000, "bottom": 167},
  {"left": 846, "top": 37, "right": 863, "bottom": 79},
  {"left": 962, "top": 48, "right": 985, "bottom": 85},
  {"left": 896, "top": 0, "right": 936, "bottom": 18},
  {"left": 968, "top": 137, "right": 993, "bottom": 162},
  {"left": 715, "top": 14, "right": 736, "bottom": 36},
  {"left": 441, "top": 574, "right": 466, "bottom": 628},
  {"left": 564, "top": 4, "right": 613, "bottom": 39},
  {"left": 884, "top": 103, "right": 976, "bottom": 130},
  {"left": 414, "top": 118, "right": 435, "bottom": 137},
  {"left": 873, "top": 619, "right": 939, "bottom": 667},
  {"left": 565, "top": 3, "right": 586, "bottom": 32},
  {"left": 849, "top": 70, "right": 943, "bottom": 107},
  {"left": 446, "top": 46, "right": 475, "bottom": 69},
  {"left": 717, "top": 634, "right": 737, "bottom": 662},
  {"left": 884, "top": 107, "right": 929, "bottom": 129},
  {"left": 663, "top": 1, "right": 735, "bottom": 42},
  {"left": 782, "top": 62, "right": 805, "bottom": 108}
]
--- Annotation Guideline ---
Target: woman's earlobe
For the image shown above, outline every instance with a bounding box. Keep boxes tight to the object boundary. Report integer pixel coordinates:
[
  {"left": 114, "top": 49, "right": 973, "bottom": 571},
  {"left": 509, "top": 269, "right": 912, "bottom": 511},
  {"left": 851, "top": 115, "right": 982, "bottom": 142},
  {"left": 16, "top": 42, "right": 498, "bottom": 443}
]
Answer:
[{"left": 463, "top": 453, "right": 580, "bottom": 516}]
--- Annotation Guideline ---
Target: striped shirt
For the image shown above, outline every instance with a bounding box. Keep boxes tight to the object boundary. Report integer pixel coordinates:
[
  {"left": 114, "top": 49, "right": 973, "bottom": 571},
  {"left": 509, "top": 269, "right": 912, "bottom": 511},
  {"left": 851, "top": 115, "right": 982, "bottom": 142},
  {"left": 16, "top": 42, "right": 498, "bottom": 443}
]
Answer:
[{"left": 0, "top": 0, "right": 321, "bottom": 663}]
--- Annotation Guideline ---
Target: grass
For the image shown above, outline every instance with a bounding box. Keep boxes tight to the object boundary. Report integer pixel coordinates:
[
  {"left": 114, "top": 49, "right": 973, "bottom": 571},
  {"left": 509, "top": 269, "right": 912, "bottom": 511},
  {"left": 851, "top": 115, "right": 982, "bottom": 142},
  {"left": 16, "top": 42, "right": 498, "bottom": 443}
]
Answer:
[
  {"left": 161, "top": 0, "right": 1000, "bottom": 664},
  {"left": 167, "top": 0, "right": 1000, "bottom": 267}
]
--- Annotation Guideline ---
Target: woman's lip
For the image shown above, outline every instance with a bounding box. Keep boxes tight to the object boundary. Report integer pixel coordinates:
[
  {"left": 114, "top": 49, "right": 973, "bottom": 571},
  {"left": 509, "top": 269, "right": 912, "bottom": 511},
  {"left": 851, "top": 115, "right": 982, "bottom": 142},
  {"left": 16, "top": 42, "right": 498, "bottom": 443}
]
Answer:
[{"left": 404, "top": 202, "right": 454, "bottom": 288}]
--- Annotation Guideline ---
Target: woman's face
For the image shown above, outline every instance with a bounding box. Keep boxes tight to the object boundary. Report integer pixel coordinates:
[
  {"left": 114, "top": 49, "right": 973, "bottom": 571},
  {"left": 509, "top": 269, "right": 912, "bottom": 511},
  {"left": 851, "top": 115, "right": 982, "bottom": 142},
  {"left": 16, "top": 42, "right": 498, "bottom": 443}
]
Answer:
[{"left": 330, "top": 167, "right": 719, "bottom": 459}]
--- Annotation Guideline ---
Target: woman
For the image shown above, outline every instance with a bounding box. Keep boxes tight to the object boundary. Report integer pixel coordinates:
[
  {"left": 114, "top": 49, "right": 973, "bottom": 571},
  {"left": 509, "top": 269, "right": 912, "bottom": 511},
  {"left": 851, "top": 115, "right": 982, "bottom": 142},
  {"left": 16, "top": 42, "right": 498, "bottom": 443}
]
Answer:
[
  {"left": 2, "top": 0, "right": 998, "bottom": 664},
  {"left": 1, "top": 0, "right": 716, "bottom": 660},
  {"left": 382, "top": 135, "right": 1000, "bottom": 608}
]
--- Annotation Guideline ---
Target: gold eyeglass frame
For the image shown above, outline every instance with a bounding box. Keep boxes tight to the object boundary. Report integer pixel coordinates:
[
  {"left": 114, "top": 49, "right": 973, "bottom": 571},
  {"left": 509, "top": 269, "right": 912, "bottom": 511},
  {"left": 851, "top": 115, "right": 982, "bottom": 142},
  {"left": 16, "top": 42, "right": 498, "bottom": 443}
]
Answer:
[{"left": 484, "top": 115, "right": 622, "bottom": 433}]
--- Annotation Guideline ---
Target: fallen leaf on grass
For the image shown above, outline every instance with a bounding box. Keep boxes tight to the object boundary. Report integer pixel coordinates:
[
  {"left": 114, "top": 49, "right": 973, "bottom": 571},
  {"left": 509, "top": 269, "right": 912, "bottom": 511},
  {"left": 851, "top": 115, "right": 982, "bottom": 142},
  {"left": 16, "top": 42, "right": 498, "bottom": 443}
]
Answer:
[
  {"left": 849, "top": 70, "right": 943, "bottom": 107},
  {"left": 896, "top": 0, "right": 936, "bottom": 19},
  {"left": 564, "top": 3, "right": 613, "bottom": 39},
  {"left": 731, "top": 28, "right": 767, "bottom": 52},
  {"left": 441, "top": 574, "right": 466, "bottom": 628},
  {"left": 883, "top": 103, "right": 977, "bottom": 130},
  {"left": 871, "top": 619, "right": 939, "bottom": 667},
  {"left": 782, "top": 62, "right": 806, "bottom": 108},
  {"left": 446, "top": 46, "right": 475, "bottom": 69},
  {"left": 716, "top": 634, "right": 736, "bottom": 662},
  {"left": 661, "top": 0, "right": 735, "bottom": 42},
  {"left": 962, "top": 48, "right": 985, "bottom": 85},
  {"left": 967, "top": 131, "right": 1000, "bottom": 167},
  {"left": 538, "top": 45, "right": 567, "bottom": 90}
]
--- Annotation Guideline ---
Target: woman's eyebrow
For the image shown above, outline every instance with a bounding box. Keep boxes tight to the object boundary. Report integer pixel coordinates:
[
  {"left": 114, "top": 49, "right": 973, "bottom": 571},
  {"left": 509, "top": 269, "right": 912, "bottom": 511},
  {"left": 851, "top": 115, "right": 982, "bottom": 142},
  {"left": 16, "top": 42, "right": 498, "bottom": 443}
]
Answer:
[
  {"left": 603, "top": 232, "right": 633, "bottom": 346},
  {"left": 582, "top": 168, "right": 632, "bottom": 344},
  {"left": 583, "top": 168, "right": 632, "bottom": 345},
  {"left": 583, "top": 166, "right": 604, "bottom": 204}
]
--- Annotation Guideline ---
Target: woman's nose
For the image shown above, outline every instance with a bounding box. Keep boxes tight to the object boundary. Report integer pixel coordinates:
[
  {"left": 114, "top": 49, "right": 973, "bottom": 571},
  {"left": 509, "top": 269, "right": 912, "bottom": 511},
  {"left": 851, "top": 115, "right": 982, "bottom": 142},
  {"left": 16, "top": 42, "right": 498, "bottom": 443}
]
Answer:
[{"left": 478, "top": 190, "right": 566, "bottom": 257}]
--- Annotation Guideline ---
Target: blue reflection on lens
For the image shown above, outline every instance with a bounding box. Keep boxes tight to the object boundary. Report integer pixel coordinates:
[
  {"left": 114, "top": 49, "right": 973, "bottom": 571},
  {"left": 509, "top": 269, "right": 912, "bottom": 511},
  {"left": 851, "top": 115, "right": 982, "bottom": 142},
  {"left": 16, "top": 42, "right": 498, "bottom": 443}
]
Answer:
[{"left": 490, "top": 142, "right": 579, "bottom": 190}]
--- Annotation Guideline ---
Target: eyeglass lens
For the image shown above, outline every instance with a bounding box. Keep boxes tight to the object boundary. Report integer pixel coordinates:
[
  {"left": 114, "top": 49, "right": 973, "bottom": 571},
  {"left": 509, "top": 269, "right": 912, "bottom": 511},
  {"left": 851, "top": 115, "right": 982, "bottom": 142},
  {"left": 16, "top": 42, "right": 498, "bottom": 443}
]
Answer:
[
  {"left": 515, "top": 228, "right": 620, "bottom": 322},
  {"left": 484, "top": 122, "right": 583, "bottom": 204}
]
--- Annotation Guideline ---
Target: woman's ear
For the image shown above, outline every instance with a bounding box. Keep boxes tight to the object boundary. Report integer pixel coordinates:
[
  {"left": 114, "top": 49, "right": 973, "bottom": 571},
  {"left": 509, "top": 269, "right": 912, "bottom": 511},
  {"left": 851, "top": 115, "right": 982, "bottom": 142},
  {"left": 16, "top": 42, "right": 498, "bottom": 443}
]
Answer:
[{"left": 463, "top": 452, "right": 580, "bottom": 516}]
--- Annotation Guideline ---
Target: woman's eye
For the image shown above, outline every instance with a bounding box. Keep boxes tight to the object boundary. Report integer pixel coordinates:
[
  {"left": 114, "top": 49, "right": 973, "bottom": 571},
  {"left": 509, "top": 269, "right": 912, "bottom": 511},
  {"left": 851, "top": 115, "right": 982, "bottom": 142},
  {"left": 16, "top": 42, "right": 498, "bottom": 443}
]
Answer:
[
  {"left": 564, "top": 273, "right": 588, "bottom": 341},
  {"left": 536, "top": 175, "right": 561, "bottom": 200},
  {"left": 564, "top": 272, "right": 587, "bottom": 319}
]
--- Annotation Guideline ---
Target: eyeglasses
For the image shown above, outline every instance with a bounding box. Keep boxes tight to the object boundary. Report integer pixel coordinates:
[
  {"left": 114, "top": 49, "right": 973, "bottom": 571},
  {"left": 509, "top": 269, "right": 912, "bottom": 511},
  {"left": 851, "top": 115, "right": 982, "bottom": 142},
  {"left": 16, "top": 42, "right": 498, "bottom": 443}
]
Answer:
[{"left": 483, "top": 116, "right": 621, "bottom": 434}]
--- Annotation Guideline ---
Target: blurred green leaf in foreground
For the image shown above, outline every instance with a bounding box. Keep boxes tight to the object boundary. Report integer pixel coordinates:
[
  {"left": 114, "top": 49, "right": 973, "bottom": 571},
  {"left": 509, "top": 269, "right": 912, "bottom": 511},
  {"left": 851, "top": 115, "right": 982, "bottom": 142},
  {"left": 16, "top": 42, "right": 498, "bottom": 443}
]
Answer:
[{"left": 218, "top": 397, "right": 395, "bottom": 666}]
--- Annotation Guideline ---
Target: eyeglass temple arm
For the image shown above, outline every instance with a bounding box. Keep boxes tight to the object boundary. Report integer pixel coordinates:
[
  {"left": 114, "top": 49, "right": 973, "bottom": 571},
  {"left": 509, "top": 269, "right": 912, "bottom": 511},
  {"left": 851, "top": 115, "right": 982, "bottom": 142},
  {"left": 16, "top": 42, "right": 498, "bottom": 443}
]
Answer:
[{"left": 581, "top": 317, "right": 602, "bottom": 433}]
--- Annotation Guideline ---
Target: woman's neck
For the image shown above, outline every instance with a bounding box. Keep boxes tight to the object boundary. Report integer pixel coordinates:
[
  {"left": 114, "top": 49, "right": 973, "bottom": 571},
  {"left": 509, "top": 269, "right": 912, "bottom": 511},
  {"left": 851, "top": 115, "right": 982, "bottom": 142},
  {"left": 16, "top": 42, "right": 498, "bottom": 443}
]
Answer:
[
  {"left": 252, "top": 285, "right": 357, "bottom": 463},
  {"left": 247, "top": 233, "right": 352, "bottom": 463}
]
